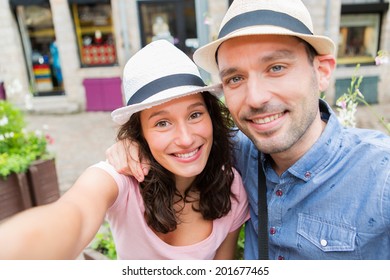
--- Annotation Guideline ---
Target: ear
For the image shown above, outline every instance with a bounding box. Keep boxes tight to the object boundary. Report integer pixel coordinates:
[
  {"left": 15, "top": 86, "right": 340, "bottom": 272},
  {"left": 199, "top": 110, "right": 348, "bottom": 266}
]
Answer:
[{"left": 314, "top": 54, "right": 336, "bottom": 91}]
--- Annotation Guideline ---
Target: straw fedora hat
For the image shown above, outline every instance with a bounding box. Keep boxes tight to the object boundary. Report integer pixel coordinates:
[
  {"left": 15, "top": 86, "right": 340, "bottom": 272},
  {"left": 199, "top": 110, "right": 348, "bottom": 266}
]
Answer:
[
  {"left": 111, "top": 40, "right": 222, "bottom": 125},
  {"left": 193, "top": 0, "right": 336, "bottom": 74}
]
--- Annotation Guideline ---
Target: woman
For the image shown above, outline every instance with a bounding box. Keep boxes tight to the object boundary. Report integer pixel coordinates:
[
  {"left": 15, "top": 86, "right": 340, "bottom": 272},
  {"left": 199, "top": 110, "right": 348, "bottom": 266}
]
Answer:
[{"left": 0, "top": 40, "right": 249, "bottom": 260}]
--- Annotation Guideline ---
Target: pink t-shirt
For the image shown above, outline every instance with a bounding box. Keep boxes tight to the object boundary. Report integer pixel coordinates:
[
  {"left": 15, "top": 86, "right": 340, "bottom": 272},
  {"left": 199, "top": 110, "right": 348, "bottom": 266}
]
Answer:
[{"left": 93, "top": 161, "right": 249, "bottom": 260}]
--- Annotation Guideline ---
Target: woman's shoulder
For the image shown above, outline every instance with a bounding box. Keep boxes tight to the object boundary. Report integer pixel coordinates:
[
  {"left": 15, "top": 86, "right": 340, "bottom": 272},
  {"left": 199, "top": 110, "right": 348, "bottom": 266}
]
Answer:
[
  {"left": 230, "top": 167, "right": 247, "bottom": 199},
  {"left": 92, "top": 161, "right": 135, "bottom": 181},
  {"left": 91, "top": 161, "right": 140, "bottom": 196}
]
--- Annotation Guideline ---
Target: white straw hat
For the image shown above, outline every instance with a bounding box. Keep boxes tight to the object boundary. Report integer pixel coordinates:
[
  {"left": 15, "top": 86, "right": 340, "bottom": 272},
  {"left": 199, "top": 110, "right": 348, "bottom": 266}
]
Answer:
[
  {"left": 111, "top": 40, "right": 222, "bottom": 125},
  {"left": 193, "top": 0, "right": 336, "bottom": 74}
]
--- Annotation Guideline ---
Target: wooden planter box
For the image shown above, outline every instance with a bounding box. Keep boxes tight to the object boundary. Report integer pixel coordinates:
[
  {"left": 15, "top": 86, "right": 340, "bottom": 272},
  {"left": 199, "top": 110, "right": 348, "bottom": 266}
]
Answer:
[
  {"left": 27, "top": 158, "right": 60, "bottom": 206},
  {"left": 0, "top": 172, "right": 32, "bottom": 220},
  {"left": 0, "top": 158, "right": 60, "bottom": 221}
]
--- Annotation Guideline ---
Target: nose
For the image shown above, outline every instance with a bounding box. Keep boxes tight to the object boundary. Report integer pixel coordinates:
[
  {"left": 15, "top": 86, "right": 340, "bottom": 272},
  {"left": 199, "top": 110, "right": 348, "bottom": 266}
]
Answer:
[
  {"left": 174, "top": 122, "right": 195, "bottom": 147},
  {"left": 245, "top": 75, "right": 272, "bottom": 108}
]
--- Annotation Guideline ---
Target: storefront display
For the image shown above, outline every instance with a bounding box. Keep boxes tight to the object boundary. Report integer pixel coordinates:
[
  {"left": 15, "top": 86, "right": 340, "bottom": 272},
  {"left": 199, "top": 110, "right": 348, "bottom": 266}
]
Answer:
[
  {"left": 338, "top": 14, "right": 380, "bottom": 64},
  {"left": 14, "top": 3, "right": 64, "bottom": 96},
  {"left": 338, "top": 1, "right": 389, "bottom": 65},
  {"left": 71, "top": 2, "right": 117, "bottom": 67}
]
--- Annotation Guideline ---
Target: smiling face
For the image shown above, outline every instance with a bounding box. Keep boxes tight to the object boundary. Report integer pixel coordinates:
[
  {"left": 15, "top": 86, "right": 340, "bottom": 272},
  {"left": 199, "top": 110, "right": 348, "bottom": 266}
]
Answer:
[
  {"left": 217, "top": 35, "right": 334, "bottom": 170},
  {"left": 140, "top": 93, "right": 213, "bottom": 187}
]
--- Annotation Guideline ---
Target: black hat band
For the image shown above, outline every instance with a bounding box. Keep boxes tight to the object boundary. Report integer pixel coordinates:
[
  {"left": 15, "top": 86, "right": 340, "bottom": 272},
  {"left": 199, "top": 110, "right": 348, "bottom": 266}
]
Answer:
[
  {"left": 218, "top": 9, "right": 313, "bottom": 39},
  {"left": 127, "top": 73, "right": 206, "bottom": 106}
]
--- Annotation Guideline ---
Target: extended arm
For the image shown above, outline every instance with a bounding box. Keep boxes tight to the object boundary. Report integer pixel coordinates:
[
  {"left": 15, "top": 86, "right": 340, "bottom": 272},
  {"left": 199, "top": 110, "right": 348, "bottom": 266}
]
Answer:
[{"left": 0, "top": 167, "right": 118, "bottom": 259}]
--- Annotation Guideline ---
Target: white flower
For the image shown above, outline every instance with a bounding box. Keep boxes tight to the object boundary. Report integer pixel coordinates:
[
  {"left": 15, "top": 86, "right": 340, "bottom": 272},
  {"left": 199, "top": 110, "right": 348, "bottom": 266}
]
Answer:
[
  {"left": 34, "top": 129, "right": 43, "bottom": 137},
  {"left": 336, "top": 96, "right": 357, "bottom": 128},
  {"left": 0, "top": 116, "right": 8, "bottom": 126},
  {"left": 336, "top": 100, "right": 347, "bottom": 110},
  {"left": 375, "top": 51, "right": 389, "bottom": 65},
  {"left": 4, "top": 132, "right": 14, "bottom": 138}
]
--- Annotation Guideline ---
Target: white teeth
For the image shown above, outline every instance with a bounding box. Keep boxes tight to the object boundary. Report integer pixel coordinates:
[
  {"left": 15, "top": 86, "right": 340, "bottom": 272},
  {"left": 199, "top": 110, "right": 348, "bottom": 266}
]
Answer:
[
  {"left": 253, "top": 113, "right": 283, "bottom": 124},
  {"left": 175, "top": 149, "right": 198, "bottom": 158}
]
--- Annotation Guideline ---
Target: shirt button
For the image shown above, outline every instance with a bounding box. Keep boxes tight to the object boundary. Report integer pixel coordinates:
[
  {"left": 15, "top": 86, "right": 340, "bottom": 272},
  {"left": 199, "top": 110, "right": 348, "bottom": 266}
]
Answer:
[
  {"left": 304, "top": 171, "right": 311, "bottom": 179},
  {"left": 278, "top": 256, "right": 285, "bottom": 260},
  {"left": 320, "top": 239, "right": 328, "bottom": 247},
  {"left": 276, "top": 189, "right": 283, "bottom": 196},
  {"left": 270, "top": 227, "right": 277, "bottom": 235}
]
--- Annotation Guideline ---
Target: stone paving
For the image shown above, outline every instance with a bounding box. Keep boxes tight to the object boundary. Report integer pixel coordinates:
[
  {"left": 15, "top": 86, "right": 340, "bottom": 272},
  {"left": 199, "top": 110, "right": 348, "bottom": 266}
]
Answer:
[
  {"left": 353, "top": 104, "right": 390, "bottom": 134},
  {"left": 24, "top": 104, "right": 390, "bottom": 194},
  {"left": 25, "top": 111, "right": 118, "bottom": 194}
]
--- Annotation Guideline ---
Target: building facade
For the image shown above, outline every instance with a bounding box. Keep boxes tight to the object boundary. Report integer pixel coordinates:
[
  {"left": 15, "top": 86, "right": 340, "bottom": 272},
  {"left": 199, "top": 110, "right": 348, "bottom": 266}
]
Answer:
[{"left": 0, "top": 0, "right": 389, "bottom": 113}]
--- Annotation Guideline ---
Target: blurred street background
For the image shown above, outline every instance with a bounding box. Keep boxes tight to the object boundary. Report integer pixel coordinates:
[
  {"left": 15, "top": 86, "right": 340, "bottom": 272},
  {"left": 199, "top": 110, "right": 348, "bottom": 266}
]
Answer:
[{"left": 26, "top": 111, "right": 118, "bottom": 194}]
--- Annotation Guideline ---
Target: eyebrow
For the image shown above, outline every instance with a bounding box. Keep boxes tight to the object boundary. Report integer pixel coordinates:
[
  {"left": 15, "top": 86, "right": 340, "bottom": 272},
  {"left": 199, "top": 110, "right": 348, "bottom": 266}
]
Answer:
[
  {"left": 148, "top": 101, "right": 206, "bottom": 120},
  {"left": 219, "top": 67, "right": 239, "bottom": 80},
  {"left": 260, "top": 49, "right": 296, "bottom": 63}
]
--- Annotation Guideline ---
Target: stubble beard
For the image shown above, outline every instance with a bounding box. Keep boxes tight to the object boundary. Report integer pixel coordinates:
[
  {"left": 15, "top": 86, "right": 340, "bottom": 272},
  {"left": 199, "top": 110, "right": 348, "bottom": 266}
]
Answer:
[{"left": 237, "top": 75, "right": 320, "bottom": 156}]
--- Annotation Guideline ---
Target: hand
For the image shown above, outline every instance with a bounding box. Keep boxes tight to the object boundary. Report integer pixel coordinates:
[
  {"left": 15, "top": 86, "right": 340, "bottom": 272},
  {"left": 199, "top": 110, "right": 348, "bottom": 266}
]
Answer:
[{"left": 105, "top": 139, "right": 150, "bottom": 182}]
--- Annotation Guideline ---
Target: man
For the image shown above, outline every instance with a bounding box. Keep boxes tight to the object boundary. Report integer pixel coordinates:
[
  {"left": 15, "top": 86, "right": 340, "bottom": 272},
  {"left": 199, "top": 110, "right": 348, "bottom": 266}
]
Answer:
[{"left": 107, "top": 0, "right": 390, "bottom": 259}]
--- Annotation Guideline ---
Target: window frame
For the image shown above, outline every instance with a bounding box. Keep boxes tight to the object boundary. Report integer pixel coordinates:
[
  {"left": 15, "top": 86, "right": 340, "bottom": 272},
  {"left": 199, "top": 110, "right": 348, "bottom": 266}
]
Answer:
[
  {"left": 70, "top": 1, "right": 118, "bottom": 68},
  {"left": 338, "top": 1, "right": 389, "bottom": 66}
]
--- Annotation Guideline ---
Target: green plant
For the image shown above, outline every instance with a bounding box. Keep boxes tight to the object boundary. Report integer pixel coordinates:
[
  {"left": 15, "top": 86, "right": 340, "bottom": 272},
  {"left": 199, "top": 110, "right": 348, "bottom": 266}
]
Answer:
[
  {"left": 90, "top": 221, "right": 117, "bottom": 260},
  {"left": 235, "top": 225, "right": 245, "bottom": 260},
  {"left": 336, "top": 64, "right": 390, "bottom": 134},
  {"left": 0, "top": 100, "right": 52, "bottom": 178}
]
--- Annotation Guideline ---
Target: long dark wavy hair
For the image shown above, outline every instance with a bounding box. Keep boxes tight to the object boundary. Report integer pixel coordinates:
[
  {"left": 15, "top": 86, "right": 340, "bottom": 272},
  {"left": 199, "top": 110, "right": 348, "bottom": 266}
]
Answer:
[{"left": 117, "top": 92, "right": 237, "bottom": 233}]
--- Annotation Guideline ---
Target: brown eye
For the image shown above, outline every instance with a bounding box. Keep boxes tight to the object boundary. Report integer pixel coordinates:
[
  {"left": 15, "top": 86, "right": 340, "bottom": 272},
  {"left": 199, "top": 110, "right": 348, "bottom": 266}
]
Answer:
[
  {"left": 155, "top": 120, "right": 169, "bottom": 128},
  {"left": 189, "top": 112, "right": 202, "bottom": 120}
]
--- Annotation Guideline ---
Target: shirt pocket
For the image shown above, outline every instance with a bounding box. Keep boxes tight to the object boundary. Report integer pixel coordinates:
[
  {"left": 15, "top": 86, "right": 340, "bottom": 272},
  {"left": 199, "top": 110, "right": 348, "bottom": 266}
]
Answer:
[{"left": 297, "top": 213, "right": 356, "bottom": 252}]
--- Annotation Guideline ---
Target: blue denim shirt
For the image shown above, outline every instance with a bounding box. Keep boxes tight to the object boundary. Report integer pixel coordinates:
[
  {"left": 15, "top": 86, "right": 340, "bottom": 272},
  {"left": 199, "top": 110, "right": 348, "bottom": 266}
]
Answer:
[{"left": 234, "top": 100, "right": 390, "bottom": 260}]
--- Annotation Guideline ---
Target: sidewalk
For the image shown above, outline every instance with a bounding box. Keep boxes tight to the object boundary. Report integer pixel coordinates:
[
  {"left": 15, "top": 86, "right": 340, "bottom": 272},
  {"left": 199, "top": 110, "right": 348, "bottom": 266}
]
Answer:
[
  {"left": 25, "top": 111, "right": 118, "bottom": 194},
  {"left": 353, "top": 103, "right": 390, "bottom": 134},
  {"left": 24, "top": 103, "right": 390, "bottom": 194}
]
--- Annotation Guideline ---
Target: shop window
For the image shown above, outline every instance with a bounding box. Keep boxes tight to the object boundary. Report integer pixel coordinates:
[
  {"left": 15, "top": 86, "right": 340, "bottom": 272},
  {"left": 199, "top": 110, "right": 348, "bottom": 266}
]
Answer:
[
  {"left": 338, "top": 1, "right": 389, "bottom": 65},
  {"left": 138, "top": 0, "right": 197, "bottom": 57},
  {"left": 338, "top": 14, "right": 380, "bottom": 64},
  {"left": 70, "top": 2, "right": 117, "bottom": 67},
  {"left": 13, "top": 2, "right": 64, "bottom": 96}
]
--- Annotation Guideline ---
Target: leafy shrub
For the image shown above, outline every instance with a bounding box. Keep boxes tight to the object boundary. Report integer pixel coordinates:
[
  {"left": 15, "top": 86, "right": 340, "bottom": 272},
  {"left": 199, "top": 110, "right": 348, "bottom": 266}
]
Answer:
[
  {"left": 90, "top": 221, "right": 117, "bottom": 260},
  {"left": 0, "top": 100, "right": 51, "bottom": 178}
]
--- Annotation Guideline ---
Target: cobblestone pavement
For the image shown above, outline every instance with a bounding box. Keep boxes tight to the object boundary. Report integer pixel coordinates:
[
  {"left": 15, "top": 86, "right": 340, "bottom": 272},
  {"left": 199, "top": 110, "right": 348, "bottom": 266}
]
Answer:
[
  {"left": 24, "top": 104, "right": 390, "bottom": 194},
  {"left": 25, "top": 111, "right": 118, "bottom": 194}
]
